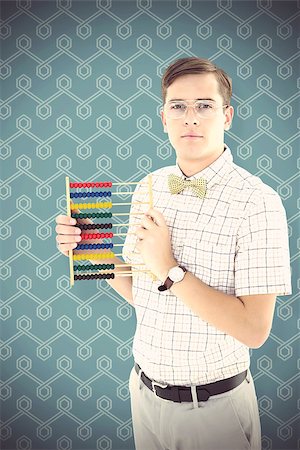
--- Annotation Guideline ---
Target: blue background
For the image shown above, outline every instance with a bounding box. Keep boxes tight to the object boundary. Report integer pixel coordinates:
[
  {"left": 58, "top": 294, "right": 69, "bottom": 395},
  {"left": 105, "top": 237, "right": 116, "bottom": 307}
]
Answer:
[{"left": 1, "top": 1, "right": 299, "bottom": 449}]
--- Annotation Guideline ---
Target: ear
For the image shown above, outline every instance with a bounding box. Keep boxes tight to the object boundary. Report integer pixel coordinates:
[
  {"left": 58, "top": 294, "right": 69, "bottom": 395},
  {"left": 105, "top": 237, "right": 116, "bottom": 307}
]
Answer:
[
  {"left": 224, "top": 105, "right": 234, "bottom": 131},
  {"left": 161, "top": 109, "right": 168, "bottom": 133}
]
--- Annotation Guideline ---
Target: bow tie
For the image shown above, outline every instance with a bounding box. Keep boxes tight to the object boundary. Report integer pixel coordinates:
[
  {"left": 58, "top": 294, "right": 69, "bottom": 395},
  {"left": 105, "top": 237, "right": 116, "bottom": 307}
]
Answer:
[{"left": 168, "top": 173, "right": 207, "bottom": 198}]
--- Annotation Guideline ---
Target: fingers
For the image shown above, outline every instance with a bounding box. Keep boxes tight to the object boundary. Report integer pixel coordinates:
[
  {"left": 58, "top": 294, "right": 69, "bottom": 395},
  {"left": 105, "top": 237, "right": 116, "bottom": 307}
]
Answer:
[
  {"left": 140, "top": 214, "right": 155, "bottom": 229},
  {"left": 56, "top": 231, "right": 81, "bottom": 254},
  {"left": 144, "top": 208, "right": 166, "bottom": 227},
  {"left": 55, "top": 223, "right": 81, "bottom": 235},
  {"left": 56, "top": 215, "right": 77, "bottom": 226},
  {"left": 56, "top": 233, "right": 81, "bottom": 245},
  {"left": 135, "top": 227, "right": 146, "bottom": 240},
  {"left": 55, "top": 214, "right": 81, "bottom": 256}
]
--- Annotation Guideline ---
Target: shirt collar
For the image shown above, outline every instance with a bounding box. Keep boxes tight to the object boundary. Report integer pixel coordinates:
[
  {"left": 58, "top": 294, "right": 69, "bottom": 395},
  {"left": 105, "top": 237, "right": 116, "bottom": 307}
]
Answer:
[{"left": 174, "top": 145, "right": 233, "bottom": 187}]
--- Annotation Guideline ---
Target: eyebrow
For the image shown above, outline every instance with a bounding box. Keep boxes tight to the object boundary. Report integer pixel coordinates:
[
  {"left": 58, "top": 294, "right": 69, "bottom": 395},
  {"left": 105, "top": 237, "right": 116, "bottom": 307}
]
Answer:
[{"left": 168, "top": 98, "right": 216, "bottom": 102}]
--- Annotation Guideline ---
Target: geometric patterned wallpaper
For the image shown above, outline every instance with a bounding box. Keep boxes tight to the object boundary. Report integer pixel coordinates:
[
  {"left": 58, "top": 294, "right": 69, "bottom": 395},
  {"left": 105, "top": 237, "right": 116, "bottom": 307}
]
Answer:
[{"left": 1, "top": 1, "right": 299, "bottom": 449}]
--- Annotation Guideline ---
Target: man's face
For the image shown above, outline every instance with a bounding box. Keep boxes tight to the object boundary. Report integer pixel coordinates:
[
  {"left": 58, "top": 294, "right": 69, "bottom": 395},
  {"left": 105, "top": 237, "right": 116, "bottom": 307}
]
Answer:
[{"left": 161, "top": 73, "right": 234, "bottom": 174}]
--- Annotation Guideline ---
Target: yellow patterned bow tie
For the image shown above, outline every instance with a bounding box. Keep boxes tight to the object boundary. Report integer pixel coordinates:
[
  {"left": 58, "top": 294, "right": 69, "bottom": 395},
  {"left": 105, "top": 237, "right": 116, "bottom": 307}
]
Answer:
[{"left": 168, "top": 173, "right": 207, "bottom": 198}]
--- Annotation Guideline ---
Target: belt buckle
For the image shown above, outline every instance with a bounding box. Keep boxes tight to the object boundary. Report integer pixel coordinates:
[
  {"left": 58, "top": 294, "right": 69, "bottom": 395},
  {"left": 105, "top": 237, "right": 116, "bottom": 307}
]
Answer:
[{"left": 151, "top": 380, "right": 168, "bottom": 397}]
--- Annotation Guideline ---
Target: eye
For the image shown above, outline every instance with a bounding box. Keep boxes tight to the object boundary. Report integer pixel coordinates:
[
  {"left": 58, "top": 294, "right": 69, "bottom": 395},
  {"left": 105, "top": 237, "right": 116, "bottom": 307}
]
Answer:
[
  {"left": 170, "top": 102, "right": 186, "bottom": 110},
  {"left": 196, "top": 102, "right": 213, "bottom": 110}
]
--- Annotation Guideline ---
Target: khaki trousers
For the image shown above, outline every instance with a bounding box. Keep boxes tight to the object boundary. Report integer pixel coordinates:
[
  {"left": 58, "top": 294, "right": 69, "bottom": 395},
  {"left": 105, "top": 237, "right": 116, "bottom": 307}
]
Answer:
[{"left": 129, "top": 366, "right": 261, "bottom": 450}]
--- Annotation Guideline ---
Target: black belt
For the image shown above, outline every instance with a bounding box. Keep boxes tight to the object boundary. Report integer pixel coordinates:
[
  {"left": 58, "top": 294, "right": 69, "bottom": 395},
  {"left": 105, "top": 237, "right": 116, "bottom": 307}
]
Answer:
[{"left": 135, "top": 363, "right": 247, "bottom": 403}]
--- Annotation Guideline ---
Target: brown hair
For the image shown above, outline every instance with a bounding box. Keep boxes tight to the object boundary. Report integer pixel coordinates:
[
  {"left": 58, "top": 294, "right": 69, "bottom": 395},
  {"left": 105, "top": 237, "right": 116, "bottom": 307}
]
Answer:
[{"left": 161, "top": 57, "right": 232, "bottom": 105}]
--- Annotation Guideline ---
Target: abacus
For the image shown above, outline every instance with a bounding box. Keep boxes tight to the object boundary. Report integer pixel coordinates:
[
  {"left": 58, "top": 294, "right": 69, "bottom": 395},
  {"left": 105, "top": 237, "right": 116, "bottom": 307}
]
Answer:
[{"left": 65, "top": 176, "right": 153, "bottom": 286}]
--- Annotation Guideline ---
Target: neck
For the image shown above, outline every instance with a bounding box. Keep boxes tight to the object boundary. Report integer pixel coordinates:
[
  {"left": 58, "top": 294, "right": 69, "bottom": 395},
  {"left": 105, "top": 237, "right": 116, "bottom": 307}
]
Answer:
[{"left": 177, "top": 146, "right": 225, "bottom": 177}]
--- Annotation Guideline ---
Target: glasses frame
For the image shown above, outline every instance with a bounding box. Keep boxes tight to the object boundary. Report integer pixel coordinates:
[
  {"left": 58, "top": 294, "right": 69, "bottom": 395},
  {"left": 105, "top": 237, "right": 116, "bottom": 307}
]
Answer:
[{"left": 164, "top": 100, "right": 229, "bottom": 120}]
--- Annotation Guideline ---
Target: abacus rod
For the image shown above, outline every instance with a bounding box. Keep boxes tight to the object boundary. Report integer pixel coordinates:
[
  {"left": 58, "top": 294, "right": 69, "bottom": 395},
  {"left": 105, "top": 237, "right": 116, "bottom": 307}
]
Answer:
[
  {"left": 147, "top": 173, "right": 157, "bottom": 282},
  {"left": 79, "top": 223, "right": 137, "bottom": 228},
  {"left": 117, "top": 201, "right": 151, "bottom": 206},
  {"left": 75, "top": 273, "right": 145, "bottom": 280},
  {"left": 113, "top": 181, "right": 147, "bottom": 185},
  {"left": 113, "top": 223, "right": 137, "bottom": 227},
  {"left": 114, "top": 273, "right": 145, "bottom": 277},
  {"left": 66, "top": 176, "right": 74, "bottom": 287},
  {"left": 148, "top": 173, "right": 153, "bottom": 209},
  {"left": 115, "top": 212, "right": 145, "bottom": 216},
  {"left": 71, "top": 191, "right": 149, "bottom": 196},
  {"left": 70, "top": 201, "right": 150, "bottom": 208},
  {"left": 71, "top": 212, "right": 145, "bottom": 217},
  {"left": 74, "top": 224, "right": 140, "bottom": 232},
  {"left": 114, "top": 263, "right": 145, "bottom": 267},
  {"left": 80, "top": 269, "right": 151, "bottom": 275},
  {"left": 69, "top": 181, "right": 148, "bottom": 186},
  {"left": 114, "top": 191, "right": 150, "bottom": 195}
]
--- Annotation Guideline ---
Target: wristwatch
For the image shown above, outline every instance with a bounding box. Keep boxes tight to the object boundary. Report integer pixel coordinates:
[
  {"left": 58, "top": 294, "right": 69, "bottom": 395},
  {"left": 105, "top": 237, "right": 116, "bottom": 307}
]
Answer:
[{"left": 158, "top": 265, "right": 187, "bottom": 292}]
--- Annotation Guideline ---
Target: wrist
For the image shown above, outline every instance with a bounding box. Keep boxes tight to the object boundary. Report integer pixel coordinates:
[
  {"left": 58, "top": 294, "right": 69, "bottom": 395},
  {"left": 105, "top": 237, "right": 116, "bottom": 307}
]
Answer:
[
  {"left": 158, "top": 260, "right": 177, "bottom": 281},
  {"left": 158, "top": 263, "right": 187, "bottom": 292}
]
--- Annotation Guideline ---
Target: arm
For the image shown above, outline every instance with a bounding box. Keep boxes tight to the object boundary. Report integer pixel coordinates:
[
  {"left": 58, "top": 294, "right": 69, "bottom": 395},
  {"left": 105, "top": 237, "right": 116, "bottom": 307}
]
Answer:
[
  {"left": 136, "top": 208, "right": 282, "bottom": 349},
  {"left": 105, "top": 255, "right": 133, "bottom": 304},
  {"left": 166, "top": 273, "right": 276, "bottom": 349}
]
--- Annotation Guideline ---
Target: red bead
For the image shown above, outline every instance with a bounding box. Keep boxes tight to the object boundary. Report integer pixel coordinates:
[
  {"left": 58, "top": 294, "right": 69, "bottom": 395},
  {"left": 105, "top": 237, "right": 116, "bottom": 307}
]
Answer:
[
  {"left": 100, "top": 182, "right": 104, "bottom": 188},
  {"left": 108, "top": 182, "right": 112, "bottom": 187}
]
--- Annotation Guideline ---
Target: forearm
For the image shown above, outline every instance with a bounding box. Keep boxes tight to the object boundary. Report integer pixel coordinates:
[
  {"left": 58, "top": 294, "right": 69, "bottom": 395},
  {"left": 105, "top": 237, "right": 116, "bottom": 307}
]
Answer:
[
  {"left": 167, "top": 271, "right": 258, "bottom": 347},
  {"left": 90, "top": 254, "right": 133, "bottom": 304}
]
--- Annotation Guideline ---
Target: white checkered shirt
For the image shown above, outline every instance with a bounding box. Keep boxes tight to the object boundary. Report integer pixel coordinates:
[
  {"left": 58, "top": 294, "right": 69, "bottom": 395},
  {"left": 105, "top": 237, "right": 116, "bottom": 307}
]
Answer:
[{"left": 122, "top": 146, "right": 292, "bottom": 385}]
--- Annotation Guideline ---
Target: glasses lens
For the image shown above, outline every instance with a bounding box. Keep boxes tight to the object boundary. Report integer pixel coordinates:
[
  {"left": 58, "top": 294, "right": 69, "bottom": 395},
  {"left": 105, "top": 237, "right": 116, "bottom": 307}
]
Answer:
[
  {"left": 195, "top": 101, "right": 214, "bottom": 116},
  {"left": 166, "top": 102, "right": 186, "bottom": 119}
]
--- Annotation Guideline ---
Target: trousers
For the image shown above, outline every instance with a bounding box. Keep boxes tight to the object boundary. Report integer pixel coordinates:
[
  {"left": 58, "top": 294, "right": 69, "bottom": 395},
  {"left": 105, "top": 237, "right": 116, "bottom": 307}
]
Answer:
[{"left": 129, "top": 366, "right": 261, "bottom": 450}]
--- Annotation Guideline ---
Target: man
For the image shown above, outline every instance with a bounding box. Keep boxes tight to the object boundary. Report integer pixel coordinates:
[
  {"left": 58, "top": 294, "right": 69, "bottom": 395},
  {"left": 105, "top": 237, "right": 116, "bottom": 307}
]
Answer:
[{"left": 56, "top": 57, "right": 292, "bottom": 450}]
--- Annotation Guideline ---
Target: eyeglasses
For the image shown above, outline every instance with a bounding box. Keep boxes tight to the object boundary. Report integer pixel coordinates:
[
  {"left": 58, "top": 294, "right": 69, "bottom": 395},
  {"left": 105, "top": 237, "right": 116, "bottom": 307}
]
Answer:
[{"left": 164, "top": 100, "right": 228, "bottom": 119}]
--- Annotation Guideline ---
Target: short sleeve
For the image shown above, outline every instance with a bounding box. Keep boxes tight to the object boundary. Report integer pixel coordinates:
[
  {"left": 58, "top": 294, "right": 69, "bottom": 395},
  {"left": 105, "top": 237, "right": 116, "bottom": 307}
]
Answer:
[{"left": 234, "top": 189, "right": 292, "bottom": 297}]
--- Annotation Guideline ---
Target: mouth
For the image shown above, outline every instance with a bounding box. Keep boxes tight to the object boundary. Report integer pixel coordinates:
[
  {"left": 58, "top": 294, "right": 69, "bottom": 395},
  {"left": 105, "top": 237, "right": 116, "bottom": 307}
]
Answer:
[{"left": 181, "top": 134, "right": 203, "bottom": 139}]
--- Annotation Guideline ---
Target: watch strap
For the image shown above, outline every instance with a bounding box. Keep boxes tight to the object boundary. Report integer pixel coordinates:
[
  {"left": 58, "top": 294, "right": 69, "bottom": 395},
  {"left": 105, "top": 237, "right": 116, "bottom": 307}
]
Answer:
[{"left": 158, "top": 266, "right": 186, "bottom": 292}]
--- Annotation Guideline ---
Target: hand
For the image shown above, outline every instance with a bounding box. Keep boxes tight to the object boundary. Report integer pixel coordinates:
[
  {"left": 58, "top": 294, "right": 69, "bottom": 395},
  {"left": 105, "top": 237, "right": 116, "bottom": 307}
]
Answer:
[
  {"left": 135, "top": 208, "right": 177, "bottom": 280},
  {"left": 55, "top": 213, "right": 82, "bottom": 257}
]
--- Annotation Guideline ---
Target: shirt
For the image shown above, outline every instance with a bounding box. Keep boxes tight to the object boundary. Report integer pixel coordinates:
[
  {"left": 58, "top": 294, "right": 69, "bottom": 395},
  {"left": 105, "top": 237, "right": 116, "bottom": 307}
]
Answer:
[{"left": 122, "top": 146, "right": 292, "bottom": 385}]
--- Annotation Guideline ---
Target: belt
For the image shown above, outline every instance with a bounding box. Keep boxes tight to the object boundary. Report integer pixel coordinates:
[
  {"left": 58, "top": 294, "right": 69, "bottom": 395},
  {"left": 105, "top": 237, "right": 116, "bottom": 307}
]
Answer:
[{"left": 134, "top": 363, "right": 247, "bottom": 403}]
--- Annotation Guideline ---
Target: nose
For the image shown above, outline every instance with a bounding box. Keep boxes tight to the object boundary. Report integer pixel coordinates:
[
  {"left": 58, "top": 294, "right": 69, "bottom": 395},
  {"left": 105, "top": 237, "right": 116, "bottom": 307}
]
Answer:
[{"left": 184, "top": 106, "right": 199, "bottom": 125}]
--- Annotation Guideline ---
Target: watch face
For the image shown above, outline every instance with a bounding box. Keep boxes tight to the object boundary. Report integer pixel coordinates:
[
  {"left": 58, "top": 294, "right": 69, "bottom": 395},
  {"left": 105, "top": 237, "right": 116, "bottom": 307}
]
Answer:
[{"left": 169, "top": 266, "right": 185, "bottom": 282}]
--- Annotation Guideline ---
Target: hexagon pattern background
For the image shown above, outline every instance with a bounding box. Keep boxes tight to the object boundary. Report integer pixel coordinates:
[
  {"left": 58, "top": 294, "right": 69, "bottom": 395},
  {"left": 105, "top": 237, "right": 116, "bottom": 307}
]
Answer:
[{"left": 1, "top": 1, "right": 299, "bottom": 449}]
